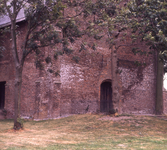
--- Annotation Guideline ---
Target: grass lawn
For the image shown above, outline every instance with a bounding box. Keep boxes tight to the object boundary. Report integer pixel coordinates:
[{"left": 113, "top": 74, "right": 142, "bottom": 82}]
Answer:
[{"left": 0, "top": 114, "right": 167, "bottom": 150}]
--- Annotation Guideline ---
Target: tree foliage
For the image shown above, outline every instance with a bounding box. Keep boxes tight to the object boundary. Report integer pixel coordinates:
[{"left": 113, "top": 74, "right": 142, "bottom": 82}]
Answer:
[
  {"left": 0, "top": 0, "right": 125, "bottom": 128},
  {"left": 1, "top": 0, "right": 163, "bottom": 124},
  {"left": 0, "top": 0, "right": 89, "bottom": 129},
  {"left": 121, "top": 0, "right": 167, "bottom": 62},
  {"left": 0, "top": 0, "right": 126, "bottom": 121},
  {"left": 120, "top": 0, "right": 167, "bottom": 114}
]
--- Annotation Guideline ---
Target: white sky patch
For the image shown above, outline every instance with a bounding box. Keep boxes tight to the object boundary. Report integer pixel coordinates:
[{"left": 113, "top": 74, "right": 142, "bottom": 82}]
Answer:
[{"left": 163, "top": 73, "right": 167, "bottom": 90}]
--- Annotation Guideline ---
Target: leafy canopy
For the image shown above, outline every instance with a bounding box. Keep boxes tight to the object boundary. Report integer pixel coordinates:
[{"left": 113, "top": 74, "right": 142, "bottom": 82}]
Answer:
[{"left": 121, "top": 0, "right": 167, "bottom": 61}]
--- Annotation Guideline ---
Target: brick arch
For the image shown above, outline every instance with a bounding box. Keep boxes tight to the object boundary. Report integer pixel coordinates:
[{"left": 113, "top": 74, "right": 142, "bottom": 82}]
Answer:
[{"left": 101, "top": 79, "right": 112, "bottom": 84}]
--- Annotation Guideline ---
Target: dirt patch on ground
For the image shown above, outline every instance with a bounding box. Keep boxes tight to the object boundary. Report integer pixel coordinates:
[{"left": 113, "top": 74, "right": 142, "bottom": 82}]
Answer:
[
  {"left": 98, "top": 115, "right": 149, "bottom": 122},
  {"left": 155, "top": 115, "right": 167, "bottom": 120},
  {"left": 98, "top": 115, "right": 132, "bottom": 121}
]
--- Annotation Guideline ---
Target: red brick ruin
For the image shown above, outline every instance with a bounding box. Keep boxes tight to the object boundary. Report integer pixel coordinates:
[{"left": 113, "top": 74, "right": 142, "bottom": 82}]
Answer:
[{"left": 0, "top": 19, "right": 167, "bottom": 120}]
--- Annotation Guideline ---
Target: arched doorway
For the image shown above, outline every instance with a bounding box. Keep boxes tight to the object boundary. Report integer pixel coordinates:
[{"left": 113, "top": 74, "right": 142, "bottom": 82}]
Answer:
[{"left": 100, "top": 80, "right": 113, "bottom": 112}]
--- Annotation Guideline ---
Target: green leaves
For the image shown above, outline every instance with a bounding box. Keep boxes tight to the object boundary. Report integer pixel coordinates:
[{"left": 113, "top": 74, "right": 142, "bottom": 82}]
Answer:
[
  {"left": 54, "top": 51, "right": 63, "bottom": 60},
  {"left": 0, "top": 1, "right": 6, "bottom": 16},
  {"left": 0, "top": 46, "right": 5, "bottom": 58},
  {"left": 124, "top": 0, "right": 167, "bottom": 53},
  {"left": 45, "top": 56, "right": 52, "bottom": 64},
  {"left": 72, "top": 56, "right": 80, "bottom": 63}
]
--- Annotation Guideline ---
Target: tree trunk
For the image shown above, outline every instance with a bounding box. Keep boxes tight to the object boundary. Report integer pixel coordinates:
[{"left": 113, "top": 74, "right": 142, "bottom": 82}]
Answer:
[
  {"left": 10, "top": 19, "right": 23, "bottom": 129},
  {"left": 13, "top": 68, "right": 23, "bottom": 130},
  {"left": 111, "top": 45, "right": 119, "bottom": 112},
  {"left": 155, "top": 53, "right": 164, "bottom": 115}
]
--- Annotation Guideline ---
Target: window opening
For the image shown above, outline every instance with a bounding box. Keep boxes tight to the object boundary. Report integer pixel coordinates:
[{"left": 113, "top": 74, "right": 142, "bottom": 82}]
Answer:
[{"left": 0, "top": 81, "right": 6, "bottom": 109}]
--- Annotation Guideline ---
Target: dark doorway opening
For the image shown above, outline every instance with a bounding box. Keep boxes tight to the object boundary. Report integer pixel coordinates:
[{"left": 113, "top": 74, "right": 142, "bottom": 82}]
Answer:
[
  {"left": 100, "top": 80, "right": 113, "bottom": 112},
  {"left": 0, "top": 81, "right": 6, "bottom": 109}
]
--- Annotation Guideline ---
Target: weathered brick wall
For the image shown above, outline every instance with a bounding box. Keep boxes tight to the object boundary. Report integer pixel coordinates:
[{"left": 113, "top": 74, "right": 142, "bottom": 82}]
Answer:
[
  {"left": 0, "top": 31, "right": 15, "bottom": 118},
  {"left": 116, "top": 40, "right": 156, "bottom": 114},
  {"left": 59, "top": 50, "right": 109, "bottom": 115},
  {"left": 0, "top": 21, "right": 158, "bottom": 120},
  {"left": 119, "top": 63, "right": 156, "bottom": 114}
]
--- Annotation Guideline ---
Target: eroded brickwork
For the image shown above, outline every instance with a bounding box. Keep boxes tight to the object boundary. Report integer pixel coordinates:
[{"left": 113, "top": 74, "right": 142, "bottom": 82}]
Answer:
[{"left": 0, "top": 21, "right": 159, "bottom": 120}]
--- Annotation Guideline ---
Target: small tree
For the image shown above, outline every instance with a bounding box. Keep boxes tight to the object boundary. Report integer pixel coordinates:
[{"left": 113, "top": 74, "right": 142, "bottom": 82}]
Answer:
[{"left": 0, "top": 0, "right": 86, "bottom": 129}]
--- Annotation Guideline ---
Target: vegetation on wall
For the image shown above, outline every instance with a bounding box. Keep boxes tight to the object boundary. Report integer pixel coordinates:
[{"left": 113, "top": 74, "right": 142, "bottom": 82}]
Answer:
[{"left": 119, "top": 0, "right": 167, "bottom": 114}]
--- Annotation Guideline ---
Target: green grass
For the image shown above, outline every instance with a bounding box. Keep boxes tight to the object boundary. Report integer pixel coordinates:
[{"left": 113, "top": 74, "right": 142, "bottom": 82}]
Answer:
[{"left": 0, "top": 114, "right": 167, "bottom": 149}]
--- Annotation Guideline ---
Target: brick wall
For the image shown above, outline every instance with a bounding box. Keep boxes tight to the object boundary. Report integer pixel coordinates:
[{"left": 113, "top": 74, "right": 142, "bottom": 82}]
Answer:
[{"left": 0, "top": 21, "right": 158, "bottom": 120}]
